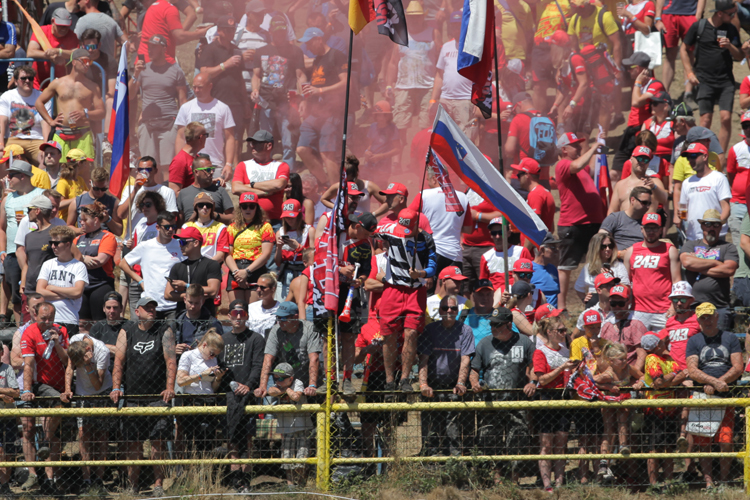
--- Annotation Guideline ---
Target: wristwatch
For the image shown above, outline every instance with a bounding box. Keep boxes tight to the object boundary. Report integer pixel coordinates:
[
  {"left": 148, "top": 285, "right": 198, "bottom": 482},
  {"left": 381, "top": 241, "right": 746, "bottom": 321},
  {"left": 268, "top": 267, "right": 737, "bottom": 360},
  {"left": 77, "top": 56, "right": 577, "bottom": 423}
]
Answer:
[
  {"left": 569, "top": 100, "right": 577, "bottom": 108},
  {"left": 250, "top": 181, "right": 255, "bottom": 189}
]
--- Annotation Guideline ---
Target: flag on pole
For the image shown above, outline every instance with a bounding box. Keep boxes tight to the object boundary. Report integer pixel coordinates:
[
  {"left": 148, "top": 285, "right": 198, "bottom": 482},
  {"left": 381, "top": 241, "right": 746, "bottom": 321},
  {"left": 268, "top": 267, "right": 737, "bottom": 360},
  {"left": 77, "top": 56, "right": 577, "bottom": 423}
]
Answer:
[
  {"left": 593, "top": 126, "right": 612, "bottom": 212},
  {"left": 12, "top": 0, "right": 51, "bottom": 51},
  {"left": 427, "top": 148, "right": 464, "bottom": 216},
  {"left": 457, "top": 0, "right": 495, "bottom": 118},
  {"left": 108, "top": 43, "right": 130, "bottom": 198},
  {"left": 430, "top": 105, "right": 547, "bottom": 247},
  {"left": 349, "top": 0, "right": 409, "bottom": 46},
  {"left": 349, "top": 0, "right": 376, "bottom": 33}
]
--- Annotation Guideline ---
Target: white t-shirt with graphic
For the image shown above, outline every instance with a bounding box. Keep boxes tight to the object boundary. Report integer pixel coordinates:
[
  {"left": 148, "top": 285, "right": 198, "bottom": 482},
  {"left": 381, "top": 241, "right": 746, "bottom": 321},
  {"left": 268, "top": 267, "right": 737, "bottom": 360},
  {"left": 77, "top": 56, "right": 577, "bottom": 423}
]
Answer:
[
  {"left": 174, "top": 98, "right": 236, "bottom": 167},
  {"left": 38, "top": 258, "right": 89, "bottom": 324},
  {"left": 0, "top": 88, "right": 52, "bottom": 140},
  {"left": 123, "top": 238, "right": 185, "bottom": 311}
]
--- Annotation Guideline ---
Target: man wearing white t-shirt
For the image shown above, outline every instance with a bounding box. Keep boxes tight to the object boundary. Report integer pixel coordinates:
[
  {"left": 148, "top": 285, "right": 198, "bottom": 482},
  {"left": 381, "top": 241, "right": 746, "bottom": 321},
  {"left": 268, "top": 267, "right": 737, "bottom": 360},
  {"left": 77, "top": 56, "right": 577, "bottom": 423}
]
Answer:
[
  {"left": 0, "top": 65, "right": 53, "bottom": 165},
  {"left": 410, "top": 170, "right": 473, "bottom": 273},
  {"left": 174, "top": 73, "right": 236, "bottom": 180},
  {"left": 36, "top": 226, "right": 88, "bottom": 335},
  {"left": 116, "top": 156, "right": 178, "bottom": 226},
  {"left": 120, "top": 212, "right": 186, "bottom": 320},
  {"left": 679, "top": 142, "right": 731, "bottom": 241},
  {"left": 428, "top": 12, "right": 476, "bottom": 142}
]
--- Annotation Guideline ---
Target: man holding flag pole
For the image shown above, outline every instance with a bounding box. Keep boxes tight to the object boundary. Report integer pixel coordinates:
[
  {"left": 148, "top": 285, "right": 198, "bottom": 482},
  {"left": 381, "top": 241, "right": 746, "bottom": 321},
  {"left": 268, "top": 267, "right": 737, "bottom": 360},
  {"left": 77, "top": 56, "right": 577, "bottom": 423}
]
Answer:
[{"left": 108, "top": 42, "right": 130, "bottom": 232}]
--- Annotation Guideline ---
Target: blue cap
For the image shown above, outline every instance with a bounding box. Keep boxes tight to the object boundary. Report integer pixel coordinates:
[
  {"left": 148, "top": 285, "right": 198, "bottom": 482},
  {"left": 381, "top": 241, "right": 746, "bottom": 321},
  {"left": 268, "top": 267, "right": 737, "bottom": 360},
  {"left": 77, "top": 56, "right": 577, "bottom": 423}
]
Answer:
[
  {"left": 298, "top": 27, "right": 325, "bottom": 43},
  {"left": 275, "top": 301, "right": 299, "bottom": 318},
  {"left": 449, "top": 10, "right": 462, "bottom": 22}
]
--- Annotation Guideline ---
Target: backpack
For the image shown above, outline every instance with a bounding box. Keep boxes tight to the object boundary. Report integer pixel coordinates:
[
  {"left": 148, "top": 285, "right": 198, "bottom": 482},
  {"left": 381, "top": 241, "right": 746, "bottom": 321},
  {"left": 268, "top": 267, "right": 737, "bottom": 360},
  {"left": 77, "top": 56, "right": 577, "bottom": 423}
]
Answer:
[
  {"left": 520, "top": 111, "right": 556, "bottom": 165},
  {"left": 578, "top": 43, "right": 617, "bottom": 95}
]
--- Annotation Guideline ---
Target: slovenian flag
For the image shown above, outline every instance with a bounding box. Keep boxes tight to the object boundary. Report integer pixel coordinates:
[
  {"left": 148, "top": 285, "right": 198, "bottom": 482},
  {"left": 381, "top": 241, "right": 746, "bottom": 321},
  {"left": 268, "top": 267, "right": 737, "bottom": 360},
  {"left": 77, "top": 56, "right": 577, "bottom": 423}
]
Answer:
[
  {"left": 593, "top": 127, "right": 612, "bottom": 211},
  {"left": 457, "top": 0, "right": 495, "bottom": 118},
  {"left": 108, "top": 43, "right": 129, "bottom": 198},
  {"left": 430, "top": 105, "right": 547, "bottom": 247}
]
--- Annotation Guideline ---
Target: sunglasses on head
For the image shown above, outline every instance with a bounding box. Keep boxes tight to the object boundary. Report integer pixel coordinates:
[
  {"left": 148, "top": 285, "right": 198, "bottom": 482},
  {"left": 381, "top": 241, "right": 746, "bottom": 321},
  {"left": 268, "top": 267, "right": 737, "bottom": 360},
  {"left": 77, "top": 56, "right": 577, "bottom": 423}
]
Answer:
[
  {"left": 701, "top": 221, "right": 722, "bottom": 228},
  {"left": 159, "top": 224, "right": 178, "bottom": 231},
  {"left": 516, "top": 272, "right": 533, "bottom": 279},
  {"left": 440, "top": 305, "right": 459, "bottom": 312},
  {"left": 240, "top": 203, "right": 257, "bottom": 210},
  {"left": 610, "top": 300, "right": 626, "bottom": 307},
  {"left": 196, "top": 203, "right": 212, "bottom": 210},
  {"left": 601, "top": 243, "right": 615, "bottom": 250}
]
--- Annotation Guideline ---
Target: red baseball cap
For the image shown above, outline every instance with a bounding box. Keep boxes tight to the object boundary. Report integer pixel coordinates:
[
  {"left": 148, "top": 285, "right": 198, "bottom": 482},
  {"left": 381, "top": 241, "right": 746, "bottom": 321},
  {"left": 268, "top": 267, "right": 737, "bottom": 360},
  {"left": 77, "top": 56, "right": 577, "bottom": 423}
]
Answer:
[
  {"left": 557, "top": 132, "right": 585, "bottom": 148},
  {"left": 594, "top": 272, "right": 620, "bottom": 289},
  {"left": 534, "top": 303, "right": 564, "bottom": 322},
  {"left": 512, "top": 258, "right": 534, "bottom": 273},
  {"left": 641, "top": 212, "right": 662, "bottom": 226},
  {"left": 439, "top": 266, "right": 468, "bottom": 281},
  {"left": 632, "top": 146, "right": 653, "bottom": 159},
  {"left": 280, "top": 199, "right": 302, "bottom": 218},
  {"left": 379, "top": 182, "right": 408, "bottom": 197},
  {"left": 347, "top": 182, "right": 364, "bottom": 196},
  {"left": 512, "top": 157, "right": 541, "bottom": 175},
  {"left": 173, "top": 226, "right": 204, "bottom": 245},
  {"left": 656, "top": 329, "right": 670, "bottom": 341},
  {"left": 582, "top": 310, "right": 603, "bottom": 326},
  {"left": 682, "top": 142, "right": 708, "bottom": 156},
  {"left": 239, "top": 192, "right": 258, "bottom": 204},
  {"left": 609, "top": 284, "right": 630, "bottom": 299},
  {"left": 547, "top": 30, "right": 570, "bottom": 46}
]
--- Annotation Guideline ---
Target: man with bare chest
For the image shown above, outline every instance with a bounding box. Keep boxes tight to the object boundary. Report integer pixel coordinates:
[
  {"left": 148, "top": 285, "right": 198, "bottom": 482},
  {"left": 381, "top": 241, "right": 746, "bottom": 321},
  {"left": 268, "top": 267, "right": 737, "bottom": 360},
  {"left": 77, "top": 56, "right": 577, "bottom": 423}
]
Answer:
[
  {"left": 35, "top": 49, "right": 104, "bottom": 160},
  {"left": 608, "top": 146, "right": 668, "bottom": 215}
]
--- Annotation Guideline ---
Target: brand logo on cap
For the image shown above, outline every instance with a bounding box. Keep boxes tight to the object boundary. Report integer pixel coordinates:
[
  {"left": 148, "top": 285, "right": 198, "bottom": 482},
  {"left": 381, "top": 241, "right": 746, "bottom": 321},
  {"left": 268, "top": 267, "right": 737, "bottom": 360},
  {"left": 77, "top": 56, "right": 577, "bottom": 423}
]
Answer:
[
  {"left": 452, "top": 267, "right": 461, "bottom": 275},
  {"left": 518, "top": 262, "right": 531, "bottom": 270},
  {"left": 636, "top": 146, "right": 650, "bottom": 154},
  {"left": 645, "top": 213, "right": 659, "bottom": 222},
  {"left": 612, "top": 285, "right": 625, "bottom": 294},
  {"left": 492, "top": 309, "right": 499, "bottom": 317},
  {"left": 585, "top": 314, "right": 599, "bottom": 323},
  {"left": 283, "top": 203, "right": 295, "bottom": 211},
  {"left": 387, "top": 183, "right": 395, "bottom": 189},
  {"left": 398, "top": 216, "right": 412, "bottom": 227},
  {"left": 570, "top": 133, "right": 578, "bottom": 140}
]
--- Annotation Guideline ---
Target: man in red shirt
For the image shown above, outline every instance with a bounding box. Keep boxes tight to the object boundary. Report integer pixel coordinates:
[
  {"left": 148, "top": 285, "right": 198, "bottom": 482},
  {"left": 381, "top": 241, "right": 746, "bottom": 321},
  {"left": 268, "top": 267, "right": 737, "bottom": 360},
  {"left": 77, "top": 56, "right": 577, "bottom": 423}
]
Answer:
[
  {"left": 20, "top": 302, "right": 69, "bottom": 494},
  {"left": 612, "top": 52, "right": 664, "bottom": 181},
  {"left": 479, "top": 217, "right": 533, "bottom": 291},
  {"left": 554, "top": 132, "right": 605, "bottom": 309},
  {"left": 376, "top": 182, "right": 432, "bottom": 233},
  {"left": 513, "top": 158, "right": 555, "bottom": 247},
  {"left": 725, "top": 110, "right": 750, "bottom": 246},
  {"left": 168, "top": 122, "right": 208, "bottom": 195},
  {"left": 504, "top": 92, "right": 556, "bottom": 189},
  {"left": 461, "top": 191, "right": 500, "bottom": 292},
  {"left": 232, "top": 130, "right": 290, "bottom": 227},
  {"left": 138, "top": 0, "right": 210, "bottom": 64},
  {"left": 662, "top": 281, "right": 699, "bottom": 371},
  {"left": 26, "top": 9, "right": 79, "bottom": 91}
]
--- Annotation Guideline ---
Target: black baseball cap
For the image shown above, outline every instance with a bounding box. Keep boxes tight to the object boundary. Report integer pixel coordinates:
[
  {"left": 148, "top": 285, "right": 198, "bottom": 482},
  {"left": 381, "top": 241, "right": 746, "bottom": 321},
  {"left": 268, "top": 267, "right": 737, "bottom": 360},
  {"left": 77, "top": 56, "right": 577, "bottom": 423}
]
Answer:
[
  {"left": 103, "top": 291, "right": 122, "bottom": 304},
  {"left": 489, "top": 307, "right": 513, "bottom": 326},
  {"left": 348, "top": 212, "right": 378, "bottom": 232},
  {"left": 474, "top": 279, "right": 494, "bottom": 292}
]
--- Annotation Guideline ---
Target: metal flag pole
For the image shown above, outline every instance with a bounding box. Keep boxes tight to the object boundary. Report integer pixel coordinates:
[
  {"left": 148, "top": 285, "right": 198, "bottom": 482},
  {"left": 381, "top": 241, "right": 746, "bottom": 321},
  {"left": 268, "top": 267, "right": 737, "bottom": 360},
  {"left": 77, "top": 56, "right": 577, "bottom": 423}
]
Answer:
[{"left": 492, "top": 30, "right": 510, "bottom": 291}]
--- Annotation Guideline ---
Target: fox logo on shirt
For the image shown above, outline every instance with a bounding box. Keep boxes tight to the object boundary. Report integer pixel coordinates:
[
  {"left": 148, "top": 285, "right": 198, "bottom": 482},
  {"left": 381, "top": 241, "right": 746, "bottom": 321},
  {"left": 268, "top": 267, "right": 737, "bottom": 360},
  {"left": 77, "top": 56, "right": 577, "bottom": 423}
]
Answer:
[
  {"left": 632, "top": 255, "right": 661, "bottom": 268},
  {"left": 133, "top": 341, "right": 155, "bottom": 354}
]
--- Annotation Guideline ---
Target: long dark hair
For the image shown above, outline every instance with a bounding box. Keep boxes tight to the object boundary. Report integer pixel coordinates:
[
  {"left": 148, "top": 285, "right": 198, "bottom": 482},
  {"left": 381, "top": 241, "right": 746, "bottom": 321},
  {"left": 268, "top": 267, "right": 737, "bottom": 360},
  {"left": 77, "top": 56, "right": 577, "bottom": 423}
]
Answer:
[{"left": 287, "top": 173, "right": 305, "bottom": 205}]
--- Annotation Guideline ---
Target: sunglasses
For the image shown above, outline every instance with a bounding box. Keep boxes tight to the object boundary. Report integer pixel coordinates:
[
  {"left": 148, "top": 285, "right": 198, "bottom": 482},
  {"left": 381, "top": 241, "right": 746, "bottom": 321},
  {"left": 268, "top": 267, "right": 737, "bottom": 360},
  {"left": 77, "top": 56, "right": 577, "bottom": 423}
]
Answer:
[
  {"left": 701, "top": 221, "right": 722, "bottom": 228},
  {"left": 685, "top": 153, "right": 701, "bottom": 160},
  {"left": 634, "top": 198, "right": 651, "bottom": 205},
  {"left": 489, "top": 230, "right": 502, "bottom": 237},
  {"left": 83, "top": 43, "right": 98, "bottom": 51},
  {"left": 440, "top": 305, "right": 459, "bottom": 312},
  {"left": 137, "top": 167, "right": 154, "bottom": 174},
  {"left": 177, "top": 238, "right": 195, "bottom": 247},
  {"left": 229, "top": 309, "right": 247, "bottom": 318},
  {"left": 610, "top": 300, "right": 627, "bottom": 307},
  {"left": 195, "top": 203, "right": 212, "bottom": 210},
  {"left": 552, "top": 327, "right": 567, "bottom": 334},
  {"left": 49, "top": 240, "right": 66, "bottom": 246},
  {"left": 240, "top": 203, "right": 257, "bottom": 210},
  {"left": 601, "top": 243, "right": 615, "bottom": 250},
  {"left": 671, "top": 297, "right": 690, "bottom": 304},
  {"left": 257, "top": 284, "right": 271, "bottom": 291},
  {"left": 17, "top": 76, "right": 32, "bottom": 82},
  {"left": 516, "top": 272, "right": 533, "bottom": 279},
  {"left": 159, "top": 224, "right": 178, "bottom": 231},
  {"left": 141, "top": 202, "right": 153, "bottom": 209},
  {"left": 635, "top": 157, "right": 651, "bottom": 163},
  {"left": 91, "top": 185, "right": 107, "bottom": 192},
  {"left": 7, "top": 173, "right": 21, "bottom": 179},
  {"left": 194, "top": 167, "right": 215, "bottom": 172},
  {"left": 274, "top": 375, "right": 290, "bottom": 381}
]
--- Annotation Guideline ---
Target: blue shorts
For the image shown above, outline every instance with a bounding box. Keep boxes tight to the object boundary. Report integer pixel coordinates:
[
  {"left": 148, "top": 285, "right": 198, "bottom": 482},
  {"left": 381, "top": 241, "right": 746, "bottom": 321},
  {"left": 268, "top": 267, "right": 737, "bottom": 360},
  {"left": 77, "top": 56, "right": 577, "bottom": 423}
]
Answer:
[{"left": 298, "top": 114, "right": 342, "bottom": 154}]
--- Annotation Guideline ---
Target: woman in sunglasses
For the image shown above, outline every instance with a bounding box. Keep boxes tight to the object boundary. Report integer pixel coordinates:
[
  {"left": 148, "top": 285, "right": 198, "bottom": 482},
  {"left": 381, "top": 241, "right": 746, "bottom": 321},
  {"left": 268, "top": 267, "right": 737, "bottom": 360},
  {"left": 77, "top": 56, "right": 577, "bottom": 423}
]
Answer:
[
  {"left": 575, "top": 233, "right": 630, "bottom": 307},
  {"left": 275, "top": 199, "right": 313, "bottom": 300},
  {"left": 72, "top": 202, "right": 117, "bottom": 331},
  {"left": 68, "top": 167, "right": 122, "bottom": 235},
  {"left": 184, "top": 192, "right": 229, "bottom": 263},
  {"left": 225, "top": 192, "right": 274, "bottom": 304}
]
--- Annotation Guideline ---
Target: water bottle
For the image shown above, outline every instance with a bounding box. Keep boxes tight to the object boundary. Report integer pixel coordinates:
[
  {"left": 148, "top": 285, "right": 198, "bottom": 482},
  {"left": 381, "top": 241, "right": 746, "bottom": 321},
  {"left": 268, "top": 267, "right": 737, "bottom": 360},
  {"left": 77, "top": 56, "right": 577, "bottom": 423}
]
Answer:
[
  {"left": 230, "top": 381, "right": 239, "bottom": 392},
  {"left": 42, "top": 340, "right": 55, "bottom": 360}
]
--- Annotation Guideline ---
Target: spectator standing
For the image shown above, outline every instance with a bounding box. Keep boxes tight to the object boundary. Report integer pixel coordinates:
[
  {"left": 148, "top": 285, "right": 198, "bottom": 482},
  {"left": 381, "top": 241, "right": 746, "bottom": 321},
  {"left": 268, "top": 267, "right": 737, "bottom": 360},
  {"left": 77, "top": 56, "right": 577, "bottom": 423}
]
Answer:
[
  {"left": 599, "top": 186, "right": 651, "bottom": 251},
  {"left": 599, "top": 285, "right": 647, "bottom": 371},
  {"left": 0, "top": 144, "right": 51, "bottom": 190},
  {"left": 725, "top": 110, "right": 750, "bottom": 246},
  {"left": 137, "top": 0, "right": 210, "bottom": 64},
  {"left": 39, "top": 141, "right": 63, "bottom": 188},
  {"left": 74, "top": 0, "right": 127, "bottom": 62},
  {"left": 88, "top": 291, "right": 126, "bottom": 363},
  {"left": 532, "top": 233, "right": 561, "bottom": 307},
  {"left": 608, "top": 146, "right": 667, "bottom": 214},
  {"left": 461, "top": 190, "right": 500, "bottom": 291},
  {"left": 183, "top": 192, "right": 231, "bottom": 262},
  {"left": 479, "top": 217, "right": 533, "bottom": 291},
  {"left": 376, "top": 181, "right": 432, "bottom": 232},
  {"left": 168, "top": 284, "right": 223, "bottom": 357},
  {"left": 575, "top": 272, "right": 619, "bottom": 333},
  {"left": 0, "top": 10, "right": 16, "bottom": 94},
  {"left": 17, "top": 196, "right": 58, "bottom": 297},
  {"left": 26, "top": 9, "right": 79, "bottom": 92},
  {"left": 0, "top": 65, "right": 52, "bottom": 165},
  {"left": 218, "top": 300, "right": 265, "bottom": 491},
  {"left": 554, "top": 133, "right": 604, "bottom": 309},
  {"left": 417, "top": 295, "right": 475, "bottom": 456},
  {"left": 68, "top": 167, "right": 123, "bottom": 235},
  {"left": 575, "top": 234, "right": 629, "bottom": 307},
  {"left": 681, "top": 0, "right": 742, "bottom": 153},
  {"left": 275, "top": 199, "right": 313, "bottom": 298},
  {"left": 425, "top": 266, "right": 472, "bottom": 321},
  {"left": 463, "top": 279, "right": 496, "bottom": 345},
  {"left": 117, "top": 156, "right": 178, "bottom": 227},
  {"left": 735, "top": 213, "right": 750, "bottom": 306},
  {"left": 131, "top": 34, "right": 188, "bottom": 174},
  {"left": 663, "top": 281, "right": 700, "bottom": 371},
  {"left": 0, "top": 347, "right": 17, "bottom": 495},
  {"left": 679, "top": 142, "right": 731, "bottom": 241},
  {"left": 177, "top": 155, "right": 234, "bottom": 224},
  {"left": 109, "top": 297, "right": 176, "bottom": 497},
  {"left": 55, "top": 151, "right": 88, "bottom": 222},
  {"left": 686, "top": 302, "right": 743, "bottom": 489},
  {"left": 120, "top": 212, "right": 186, "bottom": 320},
  {"left": 514, "top": 158, "right": 555, "bottom": 237},
  {"left": 654, "top": 0, "right": 699, "bottom": 100},
  {"left": 530, "top": 0, "right": 571, "bottom": 112},
  {"left": 680, "top": 209, "right": 738, "bottom": 330},
  {"left": 245, "top": 273, "right": 280, "bottom": 338},
  {"left": 20, "top": 302, "right": 69, "bottom": 494},
  {"left": 671, "top": 127, "right": 722, "bottom": 218},
  {"left": 505, "top": 92, "right": 557, "bottom": 186},
  {"left": 169, "top": 123, "right": 207, "bottom": 194},
  {"left": 623, "top": 213, "right": 680, "bottom": 331},
  {"left": 165, "top": 228, "right": 222, "bottom": 315},
  {"left": 174, "top": 73, "right": 236, "bottom": 178},
  {"left": 232, "top": 130, "right": 290, "bottom": 227}
]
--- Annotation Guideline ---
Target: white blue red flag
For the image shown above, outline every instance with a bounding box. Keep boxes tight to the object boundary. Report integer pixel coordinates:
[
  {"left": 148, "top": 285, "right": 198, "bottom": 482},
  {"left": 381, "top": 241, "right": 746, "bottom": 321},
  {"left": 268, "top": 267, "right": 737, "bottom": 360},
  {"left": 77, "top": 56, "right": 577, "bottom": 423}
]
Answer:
[
  {"left": 457, "top": 0, "right": 495, "bottom": 118},
  {"left": 108, "top": 43, "right": 129, "bottom": 198},
  {"left": 593, "top": 128, "right": 612, "bottom": 211},
  {"left": 429, "top": 105, "right": 547, "bottom": 247}
]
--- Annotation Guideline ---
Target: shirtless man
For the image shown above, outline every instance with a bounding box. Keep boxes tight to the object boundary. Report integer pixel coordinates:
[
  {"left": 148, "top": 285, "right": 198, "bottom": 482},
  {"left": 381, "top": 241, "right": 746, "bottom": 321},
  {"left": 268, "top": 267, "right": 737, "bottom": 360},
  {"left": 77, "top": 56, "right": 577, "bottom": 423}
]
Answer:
[
  {"left": 34, "top": 49, "right": 104, "bottom": 161},
  {"left": 608, "top": 146, "right": 667, "bottom": 215}
]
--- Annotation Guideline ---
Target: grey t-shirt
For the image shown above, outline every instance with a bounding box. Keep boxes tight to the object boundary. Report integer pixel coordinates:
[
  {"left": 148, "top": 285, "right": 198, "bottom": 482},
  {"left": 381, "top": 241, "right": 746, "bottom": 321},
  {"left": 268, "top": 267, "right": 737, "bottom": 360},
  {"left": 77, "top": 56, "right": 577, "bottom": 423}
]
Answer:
[
  {"left": 140, "top": 62, "right": 187, "bottom": 125},
  {"left": 600, "top": 211, "right": 643, "bottom": 251},
  {"left": 418, "top": 321, "right": 475, "bottom": 386},
  {"left": 735, "top": 213, "right": 750, "bottom": 279},
  {"left": 74, "top": 12, "right": 123, "bottom": 61},
  {"left": 471, "top": 332, "right": 534, "bottom": 399},
  {"left": 177, "top": 185, "right": 234, "bottom": 221},
  {"left": 0, "top": 362, "right": 18, "bottom": 409},
  {"left": 265, "top": 320, "right": 322, "bottom": 386},
  {"left": 680, "top": 237, "right": 739, "bottom": 308}
]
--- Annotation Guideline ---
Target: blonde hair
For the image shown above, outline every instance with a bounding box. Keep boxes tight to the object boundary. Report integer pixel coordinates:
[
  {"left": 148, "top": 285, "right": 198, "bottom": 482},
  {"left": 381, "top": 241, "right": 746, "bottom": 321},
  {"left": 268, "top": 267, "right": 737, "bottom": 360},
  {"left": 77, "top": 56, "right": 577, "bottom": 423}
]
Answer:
[
  {"left": 602, "top": 342, "right": 627, "bottom": 361},
  {"left": 201, "top": 329, "right": 224, "bottom": 352},
  {"left": 258, "top": 272, "right": 278, "bottom": 290}
]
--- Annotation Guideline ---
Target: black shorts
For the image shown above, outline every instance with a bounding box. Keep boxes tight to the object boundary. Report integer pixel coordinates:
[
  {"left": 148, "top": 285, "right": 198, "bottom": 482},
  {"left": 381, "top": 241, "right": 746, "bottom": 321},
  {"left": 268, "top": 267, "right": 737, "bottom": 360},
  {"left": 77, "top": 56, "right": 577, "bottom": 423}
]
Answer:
[
  {"left": 78, "top": 397, "right": 117, "bottom": 430},
  {"left": 121, "top": 400, "right": 173, "bottom": 442},
  {"left": 643, "top": 411, "right": 679, "bottom": 448},
  {"left": 573, "top": 409, "right": 604, "bottom": 436},
  {"left": 4, "top": 254, "right": 21, "bottom": 305},
  {"left": 531, "top": 44, "right": 554, "bottom": 83},
  {"left": 0, "top": 419, "right": 17, "bottom": 447},
  {"left": 536, "top": 408, "right": 572, "bottom": 434},
  {"left": 558, "top": 224, "right": 601, "bottom": 270},
  {"left": 696, "top": 81, "right": 735, "bottom": 115},
  {"left": 222, "top": 391, "right": 257, "bottom": 453}
]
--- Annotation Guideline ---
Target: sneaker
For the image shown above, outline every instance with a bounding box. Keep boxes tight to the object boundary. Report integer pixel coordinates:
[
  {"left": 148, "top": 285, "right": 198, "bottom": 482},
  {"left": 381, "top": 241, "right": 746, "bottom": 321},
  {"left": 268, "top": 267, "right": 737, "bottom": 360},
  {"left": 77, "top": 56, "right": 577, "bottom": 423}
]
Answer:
[
  {"left": 619, "top": 446, "right": 631, "bottom": 457},
  {"left": 676, "top": 436, "right": 688, "bottom": 452},
  {"left": 39, "top": 477, "right": 56, "bottom": 495},
  {"left": 36, "top": 443, "right": 50, "bottom": 460},
  {"left": 342, "top": 379, "right": 356, "bottom": 396},
  {"left": 21, "top": 473, "right": 38, "bottom": 491},
  {"left": 153, "top": 485, "right": 165, "bottom": 497},
  {"left": 384, "top": 381, "right": 396, "bottom": 392},
  {"left": 544, "top": 486, "right": 554, "bottom": 494},
  {"left": 399, "top": 379, "right": 414, "bottom": 393}
]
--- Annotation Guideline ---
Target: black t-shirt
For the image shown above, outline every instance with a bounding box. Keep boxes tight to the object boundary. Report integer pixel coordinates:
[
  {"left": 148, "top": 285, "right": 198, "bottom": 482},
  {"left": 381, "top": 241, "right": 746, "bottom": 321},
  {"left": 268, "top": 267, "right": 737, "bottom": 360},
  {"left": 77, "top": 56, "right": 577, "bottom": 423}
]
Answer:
[
  {"left": 195, "top": 40, "right": 246, "bottom": 113},
  {"left": 41, "top": 1, "right": 113, "bottom": 28},
  {"left": 23, "top": 226, "right": 55, "bottom": 292},
  {"left": 218, "top": 328, "right": 266, "bottom": 391},
  {"left": 309, "top": 47, "right": 347, "bottom": 111},
  {"left": 90, "top": 318, "right": 130, "bottom": 363},
  {"left": 253, "top": 42, "right": 305, "bottom": 104},
  {"left": 685, "top": 330, "right": 742, "bottom": 384},
  {"left": 171, "top": 307, "right": 223, "bottom": 347},
  {"left": 124, "top": 321, "right": 168, "bottom": 394},
  {"left": 167, "top": 257, "right": 222, "bottom": 315},
  {"left": 680, "top": 238, "right": 739, "bottom": 308},
  {"left": 683, "top": 20, "right": 741, "bottom": 85}
]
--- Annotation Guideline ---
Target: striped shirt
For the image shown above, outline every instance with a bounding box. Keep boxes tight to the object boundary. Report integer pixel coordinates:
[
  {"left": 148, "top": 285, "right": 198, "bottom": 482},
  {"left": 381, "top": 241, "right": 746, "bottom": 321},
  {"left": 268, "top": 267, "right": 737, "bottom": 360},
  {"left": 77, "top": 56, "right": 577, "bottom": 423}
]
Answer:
[{"left": 379, "top": 224, "right": 437, "bottom": 288}]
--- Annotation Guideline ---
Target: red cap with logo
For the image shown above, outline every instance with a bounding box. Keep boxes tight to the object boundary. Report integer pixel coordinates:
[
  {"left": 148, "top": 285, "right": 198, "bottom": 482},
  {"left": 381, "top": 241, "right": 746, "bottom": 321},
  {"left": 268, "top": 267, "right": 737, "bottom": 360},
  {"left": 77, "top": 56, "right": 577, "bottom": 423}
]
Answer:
[
  {"left": 610, "top": 284, "right": 630, "bottom": 299},
  {"left": 582, "top": 310, "right": 603, "bottom": 326},
  {"left": 632, "top": 146, "right": 653, "bottom": 159},
  {"left": 682, "top": 142, "right": 708, "bottom": 156},
  {"left": 594, "top": 272, "right": 620, "bottom": 288},
  {"left": 347, "top": 182, "right": 364, "bottom": 196},
  {"left": 641, "top": 212, "right": 662, "bottom": 226},
  {"left": 438, "top": 266, "right": 468, "bottom": 281},
  {"left": 534, "top": 303, "right": 564, "bottom": 322},
  {"left": 512, "top": 157, "right": 541, "bottom": 175},
  {"left": 512, "top": 258, "right": 534, "bottom": 273},
  {"left": 379, "top": 182, "right": 408, "bottom": 197},
  {"left": 280, "top": 198, "right": 302, "bottom": 218},
  {"left": 239, "top": 192, "right": 258, "bottom": 204}
]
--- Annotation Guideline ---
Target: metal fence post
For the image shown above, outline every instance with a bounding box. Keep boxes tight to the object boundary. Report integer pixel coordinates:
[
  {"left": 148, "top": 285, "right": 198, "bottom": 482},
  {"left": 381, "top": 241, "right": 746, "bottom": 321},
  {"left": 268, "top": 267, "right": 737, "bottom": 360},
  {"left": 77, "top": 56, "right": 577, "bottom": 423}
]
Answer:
[
  {"left": 316, "top": 316, "right": 335, "bottom": 491},
  {"left": 746, "top": 401, "right": 750, "bottom": 495}
]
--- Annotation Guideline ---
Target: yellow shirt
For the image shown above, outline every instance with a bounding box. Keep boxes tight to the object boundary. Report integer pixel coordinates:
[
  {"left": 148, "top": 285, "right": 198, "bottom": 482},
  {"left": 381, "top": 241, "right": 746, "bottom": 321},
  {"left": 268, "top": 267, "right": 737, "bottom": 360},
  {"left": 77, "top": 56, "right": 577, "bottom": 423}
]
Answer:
[
  {"left": 55, "top": 175, "right": 86, "bottom": 221},
  {"left": 31, "top": 166, "right": 51, "bottom": 190},
  {"left": 567, "top": 6, "right": 620, "bottom": 53},
  {"left": 496, "top": 0, "right": 533, "bottom": 60},
  {"left": 534, "top": 0, "right": 571, "bottom": 42},
  {"left": 672, "top": 151, "right": 721, "bottom": 182}
]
